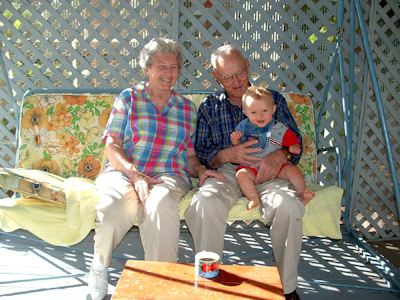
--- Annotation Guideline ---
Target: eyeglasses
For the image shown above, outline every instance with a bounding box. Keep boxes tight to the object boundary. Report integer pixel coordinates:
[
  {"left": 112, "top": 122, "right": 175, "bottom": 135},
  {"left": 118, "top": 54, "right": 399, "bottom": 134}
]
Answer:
[{"left": 215, "top": 69, "right": 248, "bottom": 85}]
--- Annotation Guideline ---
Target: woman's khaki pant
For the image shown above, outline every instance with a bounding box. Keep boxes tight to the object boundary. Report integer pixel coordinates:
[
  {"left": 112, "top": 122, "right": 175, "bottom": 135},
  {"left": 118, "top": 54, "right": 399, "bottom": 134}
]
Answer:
[{"left": 94, "top": 172, "right": 190, "bottom": 267}]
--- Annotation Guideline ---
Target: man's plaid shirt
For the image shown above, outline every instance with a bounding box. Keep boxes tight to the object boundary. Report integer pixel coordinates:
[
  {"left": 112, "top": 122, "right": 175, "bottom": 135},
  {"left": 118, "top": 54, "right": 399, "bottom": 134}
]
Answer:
[{"left": 194, "top": 89, "right": 302, "bottom": 169}]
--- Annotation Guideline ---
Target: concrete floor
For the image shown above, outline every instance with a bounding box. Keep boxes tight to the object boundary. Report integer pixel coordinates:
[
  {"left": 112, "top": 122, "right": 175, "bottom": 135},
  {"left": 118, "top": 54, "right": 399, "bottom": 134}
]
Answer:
[
  {"left": 368, "top": 240, "right": 400, "bottom": 271},
  {"left": 1, "top": 227, "right": 400, "bottom": 300}
]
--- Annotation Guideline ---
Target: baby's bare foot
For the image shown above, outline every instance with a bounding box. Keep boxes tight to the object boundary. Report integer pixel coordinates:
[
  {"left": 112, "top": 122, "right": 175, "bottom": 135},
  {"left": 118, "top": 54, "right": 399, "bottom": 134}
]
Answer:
[
  {"left": 247, "top": 198, "right": 260, "bottom": 210},
  {"left": 299, "top": 189, "right": 315, "bottom": 206}
]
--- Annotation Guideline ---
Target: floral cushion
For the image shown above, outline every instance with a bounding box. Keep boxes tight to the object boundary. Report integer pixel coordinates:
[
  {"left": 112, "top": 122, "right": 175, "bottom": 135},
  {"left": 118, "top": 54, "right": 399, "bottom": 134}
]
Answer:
[
  {"left": 284, "top": 93, "right": 317, "bottom": 184},
  {"left": 17, "top": 94, "right": 115, "bottom": 179},
  {"left": 0, "top": 93, "right": 115, "bottom": 205}
]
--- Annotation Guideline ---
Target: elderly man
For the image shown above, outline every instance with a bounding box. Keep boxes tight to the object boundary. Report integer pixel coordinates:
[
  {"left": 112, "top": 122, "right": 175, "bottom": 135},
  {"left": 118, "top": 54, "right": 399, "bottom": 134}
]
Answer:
[{"left": 185, "top": 44, "right": 304, "bottom": 300}]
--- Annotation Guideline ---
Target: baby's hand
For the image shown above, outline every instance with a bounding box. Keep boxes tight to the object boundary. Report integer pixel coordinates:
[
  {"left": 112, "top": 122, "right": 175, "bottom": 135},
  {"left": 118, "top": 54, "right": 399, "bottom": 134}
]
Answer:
[
  {"left": 289, "top": 144, "right": 301, "bottom": 155},
  {"left": 230, "top": 130, "right": 242, "bottom": 141}
]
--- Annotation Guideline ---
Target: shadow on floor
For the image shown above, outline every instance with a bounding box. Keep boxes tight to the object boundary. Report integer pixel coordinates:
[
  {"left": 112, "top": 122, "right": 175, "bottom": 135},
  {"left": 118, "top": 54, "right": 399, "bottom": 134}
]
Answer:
[{"left": 1, "top": 228, "right": 400, "bottom": 300}]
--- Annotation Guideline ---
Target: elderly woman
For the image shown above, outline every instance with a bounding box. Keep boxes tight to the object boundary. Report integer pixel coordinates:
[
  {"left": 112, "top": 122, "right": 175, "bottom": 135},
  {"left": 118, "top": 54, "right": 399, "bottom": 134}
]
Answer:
[{"left": 88, "top": 37, "right": 225, "bottom": 300}]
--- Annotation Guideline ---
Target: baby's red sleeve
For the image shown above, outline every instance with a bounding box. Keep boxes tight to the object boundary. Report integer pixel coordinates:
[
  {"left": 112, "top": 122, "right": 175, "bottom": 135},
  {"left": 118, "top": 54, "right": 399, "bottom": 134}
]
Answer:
[{"left": 282, "top": 129, "right": 300, "bottom": 147}]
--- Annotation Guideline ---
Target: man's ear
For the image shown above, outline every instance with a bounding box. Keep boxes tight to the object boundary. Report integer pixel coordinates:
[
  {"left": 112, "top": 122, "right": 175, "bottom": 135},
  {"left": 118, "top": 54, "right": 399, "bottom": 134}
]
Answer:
[{"left": 212, "top": 71, "right": 221, "bottom": 84}]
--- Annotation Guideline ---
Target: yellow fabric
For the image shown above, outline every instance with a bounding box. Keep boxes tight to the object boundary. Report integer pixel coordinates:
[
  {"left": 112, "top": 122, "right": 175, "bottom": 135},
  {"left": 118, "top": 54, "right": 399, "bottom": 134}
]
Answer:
[
  {"left": 0, "top": 177, "right": 99, "bottom": 245},
  {"left": 302, "top": 184, "right": 344, "bottom": 239},
  {"left": 179, "top": 184, "right": 343, "bottom": 240},
  {"left": 0, "top": 179, "right": 342, "bottom": 244}
]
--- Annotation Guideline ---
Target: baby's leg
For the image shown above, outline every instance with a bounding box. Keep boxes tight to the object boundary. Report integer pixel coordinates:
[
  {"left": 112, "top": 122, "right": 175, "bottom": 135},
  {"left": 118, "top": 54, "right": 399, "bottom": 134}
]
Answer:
[
  {"left": 236, "top": 168, "right": 260, "bottom": 210},
  {"left": 277, "top": 164, "right": 315, "bottom": 205}
]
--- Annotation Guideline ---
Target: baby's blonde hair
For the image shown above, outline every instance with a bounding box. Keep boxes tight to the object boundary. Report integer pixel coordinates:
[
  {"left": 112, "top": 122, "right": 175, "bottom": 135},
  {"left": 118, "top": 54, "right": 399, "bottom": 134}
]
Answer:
[{"left": 242, "top": 86, "right": 273, "bottom": 108}]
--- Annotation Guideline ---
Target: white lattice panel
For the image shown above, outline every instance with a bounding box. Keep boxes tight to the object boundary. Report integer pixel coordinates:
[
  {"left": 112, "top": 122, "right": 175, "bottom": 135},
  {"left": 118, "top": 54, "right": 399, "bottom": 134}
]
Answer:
[
  {"left": 350, "top": 0, "right": 400, "bottom": 240},
  {"left": 0, "top": 0, "right": 398, "bottom": 240}
]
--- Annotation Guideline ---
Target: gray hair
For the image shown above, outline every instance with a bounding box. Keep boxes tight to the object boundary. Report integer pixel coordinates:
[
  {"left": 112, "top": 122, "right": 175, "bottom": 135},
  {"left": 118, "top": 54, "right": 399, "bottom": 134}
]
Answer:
[
  {"left": 210, "top": 44, "right": 245, "bottom": 69},
  {"left": 139, "top": 37, "right": 184, "bottom": 71}
]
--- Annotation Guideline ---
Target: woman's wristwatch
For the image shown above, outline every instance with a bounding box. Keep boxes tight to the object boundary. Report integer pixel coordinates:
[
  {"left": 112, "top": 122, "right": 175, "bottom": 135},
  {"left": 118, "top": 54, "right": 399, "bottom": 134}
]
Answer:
[{"left": 283, "top": 148, "right": 293, "bottom": 162}]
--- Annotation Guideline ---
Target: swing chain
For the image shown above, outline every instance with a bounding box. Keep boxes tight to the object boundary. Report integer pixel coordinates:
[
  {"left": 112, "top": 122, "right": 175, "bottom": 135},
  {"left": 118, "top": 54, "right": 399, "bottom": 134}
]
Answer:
[{"left": 336, "top": 26, "right": 345, "bottom": 39}]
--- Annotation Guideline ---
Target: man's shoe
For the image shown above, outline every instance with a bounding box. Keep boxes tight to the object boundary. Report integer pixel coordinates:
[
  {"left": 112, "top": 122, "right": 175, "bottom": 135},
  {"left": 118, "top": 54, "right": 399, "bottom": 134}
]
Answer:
[
  {"left": 285, "top": 289, "right": 300, "bottom": 300},
  {"left": 88, "top": 267, "right": 108, "bottom": 300}
]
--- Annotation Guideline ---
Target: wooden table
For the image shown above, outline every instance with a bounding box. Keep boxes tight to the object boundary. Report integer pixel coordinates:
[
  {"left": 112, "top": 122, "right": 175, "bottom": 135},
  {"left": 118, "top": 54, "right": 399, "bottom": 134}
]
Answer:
[{"left": 111, "top": 260, "right": 285, "bottom": 299}]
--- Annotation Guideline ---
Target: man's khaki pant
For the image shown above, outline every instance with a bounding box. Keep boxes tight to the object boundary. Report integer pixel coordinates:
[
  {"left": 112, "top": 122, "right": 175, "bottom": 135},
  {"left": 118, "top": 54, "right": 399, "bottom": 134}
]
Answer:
[{"left": 185, "top": 163, "right": 305, "bottom": 294}]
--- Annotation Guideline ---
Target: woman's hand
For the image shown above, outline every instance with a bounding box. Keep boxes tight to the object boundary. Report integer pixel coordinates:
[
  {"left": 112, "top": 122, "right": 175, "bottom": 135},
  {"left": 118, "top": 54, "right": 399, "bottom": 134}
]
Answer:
[
  {"left": 105, "top": 136, "right": 164, "bottom": 205},
  {"left": 132, "top": 173, "right": 163, "bottom": 205}
]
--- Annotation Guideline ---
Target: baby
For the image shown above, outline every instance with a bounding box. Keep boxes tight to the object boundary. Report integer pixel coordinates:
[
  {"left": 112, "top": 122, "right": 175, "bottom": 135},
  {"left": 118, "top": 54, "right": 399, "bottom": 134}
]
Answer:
[{"left": 231, "top": 86, "right": 315, "bottom": 210}]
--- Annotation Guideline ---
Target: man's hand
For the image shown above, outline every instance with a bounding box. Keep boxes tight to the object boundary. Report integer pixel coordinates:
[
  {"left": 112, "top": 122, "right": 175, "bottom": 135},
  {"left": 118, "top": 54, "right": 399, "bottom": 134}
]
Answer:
[
  {"left": 197, "top": 168, "right": 227, "bottom": 187},
  {"left": 224, "top": 139, "right": 262, "bottom": 165},
  {"left": 252, "top": 149, "right": 286, "bottom": 184}
]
